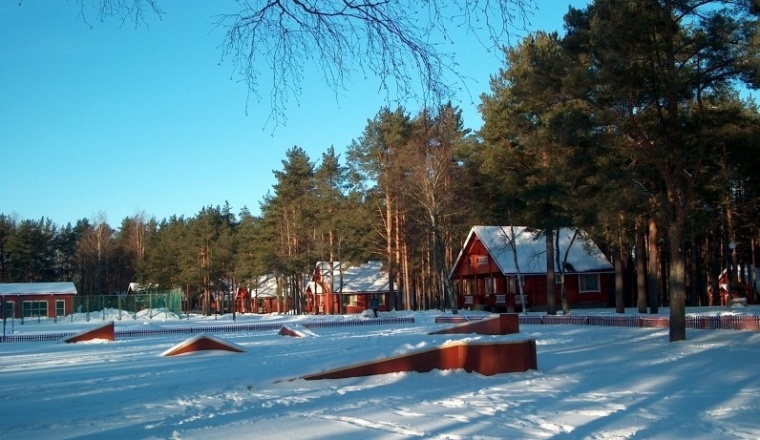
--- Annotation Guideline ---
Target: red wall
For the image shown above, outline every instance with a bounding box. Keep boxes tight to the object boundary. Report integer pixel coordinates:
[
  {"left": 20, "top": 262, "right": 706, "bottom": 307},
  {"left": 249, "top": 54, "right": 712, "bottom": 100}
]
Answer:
[
  {"left": 1, "top": 295, "right": 74, "bottom": 319},
  {"left": 450, "top": 235, "right": 612, "bottom": 310}
]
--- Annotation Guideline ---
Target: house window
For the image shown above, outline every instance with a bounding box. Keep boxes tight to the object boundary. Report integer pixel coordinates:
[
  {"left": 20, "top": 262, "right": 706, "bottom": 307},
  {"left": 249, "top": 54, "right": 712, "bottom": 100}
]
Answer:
[
  {"left": 22, "top": 300, "right": 48, "bottom": 318},
  {"left": 464, "top": 296, "right": 474, "bottom": 305},
  {"left": 2, "top": 299, "right": 14, "bottom": 318},
  {"left": 556, "top": 272, "right": 565, "bottom": 284},
  {"left": 579, "top": 274, "right": 600, "bottom": 293},
  {"left": 476, "top": 256, "right": 489, "bottom": 266},
  {"left": 485, "top": 277, "right": 495, "bottom": 295},
  {"left": 507, "top": 277, "right": 515, "bottom": 294},
  {"left": 515, "top": 294, "right": 529, "bottom": 307},
  {"left": 495, "top": 294, "right": 506, "bottom": 304},
  {"left": 348, "top": 295, "right": 358, "bottom": 306},
  {"left": 56, "top": 300, "right": 65, "bottom": 317}
]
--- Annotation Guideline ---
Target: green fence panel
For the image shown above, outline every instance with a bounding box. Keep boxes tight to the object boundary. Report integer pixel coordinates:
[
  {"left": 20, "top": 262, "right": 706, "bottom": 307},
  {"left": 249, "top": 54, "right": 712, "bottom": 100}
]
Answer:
[{"left": 73, "top": 292, "right": 184, "bottom": 317}]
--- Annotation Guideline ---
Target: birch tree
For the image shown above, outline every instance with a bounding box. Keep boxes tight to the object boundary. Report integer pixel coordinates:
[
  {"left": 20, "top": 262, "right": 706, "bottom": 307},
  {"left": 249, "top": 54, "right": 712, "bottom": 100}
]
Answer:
[
  {"left": 500, "top": 222, "right": 528, "bottom": 315},
  {"left": 405, "top": 104, "right": 470, "bottom": 313}
]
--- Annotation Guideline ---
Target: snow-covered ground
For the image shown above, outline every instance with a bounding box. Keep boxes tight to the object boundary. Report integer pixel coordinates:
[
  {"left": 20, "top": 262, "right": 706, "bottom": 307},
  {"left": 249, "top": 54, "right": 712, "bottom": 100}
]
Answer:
[{"left": 1, "top": 306, "right": 759, "bottom": 439}]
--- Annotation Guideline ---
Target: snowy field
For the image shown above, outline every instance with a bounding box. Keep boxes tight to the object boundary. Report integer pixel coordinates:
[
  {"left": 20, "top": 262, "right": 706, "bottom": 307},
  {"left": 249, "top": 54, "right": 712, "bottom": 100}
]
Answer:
[{"left": 1, "top": 306, "right": 759, "bottom": 439}]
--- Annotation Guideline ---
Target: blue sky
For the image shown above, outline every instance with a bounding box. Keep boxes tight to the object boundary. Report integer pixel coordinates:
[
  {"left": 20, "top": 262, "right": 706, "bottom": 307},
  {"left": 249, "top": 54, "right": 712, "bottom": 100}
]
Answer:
[{"left": 1, "top": 1, "right": 587, "bottom": 227}]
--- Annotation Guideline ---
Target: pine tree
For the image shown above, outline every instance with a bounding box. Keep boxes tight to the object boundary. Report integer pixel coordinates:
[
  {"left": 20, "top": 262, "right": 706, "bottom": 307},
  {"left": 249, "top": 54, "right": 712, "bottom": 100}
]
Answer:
[
  {"left": 347, "top": 108, "right": 413, "bottom": 310},
  {"left": 562, "top": 0, "right": 759, "bottom": 340}
]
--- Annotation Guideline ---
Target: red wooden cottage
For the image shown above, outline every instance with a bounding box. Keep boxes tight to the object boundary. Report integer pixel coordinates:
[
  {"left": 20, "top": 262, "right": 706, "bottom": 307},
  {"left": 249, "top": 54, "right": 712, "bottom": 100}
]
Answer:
[
  {"left": 234, "top": 274, "right": 283, "bottom": 314},
  {"left": 305, "top": 261, "right": 392, "bottom": 314},
  {"left": 716, "top": 267, "right": 754, "bottom": 306},
  {"left": 449, "top": 226, "right": 614, "bottom": 311},
  {"left": 305, "top": 261, "right": 343, "bottom": 314},
  {"left": 0, "top": 282, "right": 78, "bottom": 319}
]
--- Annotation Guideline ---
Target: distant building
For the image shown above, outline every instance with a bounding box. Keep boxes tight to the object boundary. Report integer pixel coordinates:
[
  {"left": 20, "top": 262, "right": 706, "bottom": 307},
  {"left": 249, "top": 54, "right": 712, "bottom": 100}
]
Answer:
[
  {"left": 126, "top": 282, "right": 159, "bottom": 295},
  {"left": 235, "top": 274, "right": 283, "bottom": 314},
  {"left": 449, "top": 226, "right": 614, "bottom": 311},
  {"left": 0, "top": 282, "right": 78, "bottom": 319},
  {"left": 717, "top": 266, "right": 755, "bottom": 306},
  {"left": 306, "top": 261, "right": 392, "bottom": 314}
]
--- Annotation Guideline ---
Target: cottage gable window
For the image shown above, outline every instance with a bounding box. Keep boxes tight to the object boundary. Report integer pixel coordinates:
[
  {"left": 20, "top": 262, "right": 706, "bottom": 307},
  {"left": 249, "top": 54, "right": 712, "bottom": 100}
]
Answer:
[{"left": 476, "top": 255, "right": 488, "bottom": 266}]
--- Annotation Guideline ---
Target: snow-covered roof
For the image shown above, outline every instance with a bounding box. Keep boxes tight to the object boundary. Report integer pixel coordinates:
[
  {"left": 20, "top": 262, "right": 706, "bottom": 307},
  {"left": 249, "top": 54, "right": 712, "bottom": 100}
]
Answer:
[
  {"left": 452, "top": 226, "right": 613, "bottom": 276},
  {"left": 248, "top": 275, "right": 280, "bottom": 298},
  {"left": 0, "top": 282, "right": 77, "bottom": 296},
  {"left": 337, "top": 261, "right": 390, "bottom": 294},
  {"left": 306, "top": 281, "right": 325, "bottom": 294},
  {"left": 314, "top": 261, "right": 346, "bottom": 274},
  {"left": 127, "top": 282, "right": 158, "bottom": 293},
  {"left": 305, "top": 261, "right": 344, "bottom": 294}
]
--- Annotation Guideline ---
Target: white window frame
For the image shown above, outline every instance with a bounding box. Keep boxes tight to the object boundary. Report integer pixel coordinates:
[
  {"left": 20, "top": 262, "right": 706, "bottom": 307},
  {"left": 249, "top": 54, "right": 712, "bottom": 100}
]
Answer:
[
  {"left": 2, "top": 299, "right": 14, "bottom": 318},
  {"left": 485, "top": 277, "right": 495, "bottom": 295},
  {"left": 579, "top": 274, "right": 601, "bottom": 293},
  {"left": 556, "top": 271, "right": 565, "bottom": 285},
  {"left": 22, "top": 300, "right": 48, "bottom": 318}
]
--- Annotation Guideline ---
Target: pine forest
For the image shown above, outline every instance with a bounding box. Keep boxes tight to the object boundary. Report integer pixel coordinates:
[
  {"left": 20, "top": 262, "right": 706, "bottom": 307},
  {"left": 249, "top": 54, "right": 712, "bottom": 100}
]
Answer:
[{"left": 2, "top": 1, "right": 760, "bottom": 342}]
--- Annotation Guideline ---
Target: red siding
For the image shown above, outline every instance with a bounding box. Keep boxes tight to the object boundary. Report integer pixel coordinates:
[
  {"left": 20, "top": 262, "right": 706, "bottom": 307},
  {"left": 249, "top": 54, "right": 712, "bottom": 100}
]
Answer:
[
  {"left": 450, "top": 234, "right": 613, "bottom": 311},
  {"left": 450, "top": 237, "right": 501, "bottom": 277},
  {"left": 1, "top": 294, "right": 75, "bottom": 319}
]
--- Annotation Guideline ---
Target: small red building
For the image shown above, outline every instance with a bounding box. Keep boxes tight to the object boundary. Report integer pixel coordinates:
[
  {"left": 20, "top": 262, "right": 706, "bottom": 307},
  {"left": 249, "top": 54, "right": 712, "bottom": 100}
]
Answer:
[
  {"left": 236, "top": 274, "right": 282, "bottom": 314},
  {"left": 449, "top": 226, "right": 614, "bottom": 311},
  {"left": 305, "top": 261, "right": 392, "bottom": 314},
  {"left": 716, "top": 267, "right": 754, "bottom": 305},
  {"left": 0, "top": 282, "right": 78, "bottom": 319},
  {"left": 305, "top": 261, "right": 342, "bottom": 314}
]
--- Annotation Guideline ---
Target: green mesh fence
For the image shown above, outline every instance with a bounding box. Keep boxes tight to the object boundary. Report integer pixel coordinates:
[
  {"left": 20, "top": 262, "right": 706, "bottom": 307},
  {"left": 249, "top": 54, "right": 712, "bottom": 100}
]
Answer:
[{"left": 73, "top": 291, "right": 184, "bottom": 315}]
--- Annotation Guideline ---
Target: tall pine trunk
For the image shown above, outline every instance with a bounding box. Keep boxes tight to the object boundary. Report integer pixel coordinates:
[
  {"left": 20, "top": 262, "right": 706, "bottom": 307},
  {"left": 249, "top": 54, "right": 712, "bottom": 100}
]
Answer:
[
  {"left": 669, "top": 230, "right": 687, "bottom": 342},
  {"left": 395, "top": 207, "right": 407, "bottom": 310},
  {"left": 636, "top": 215, "right": 648, "bottom": 313},
  {"left": 400, "top": 212, "right": 412, "bottom": 310},
  {"left": 546, "top": 229, "right": 556, "bottom": 315},
  {"left": 615, "top": 246, "right": 625, "bottom": 313},
  {"left": 557, "top": 229, "right": 577, "bottom": 315},
  {"left": 647, "top": 218, "right": 660, "bottom": 314},
  {"left": 615, "top": 214, "right": 626, "bottom": 313},
  {"left": 385, "top": 192, "right": 395, "bottom": 310}
]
